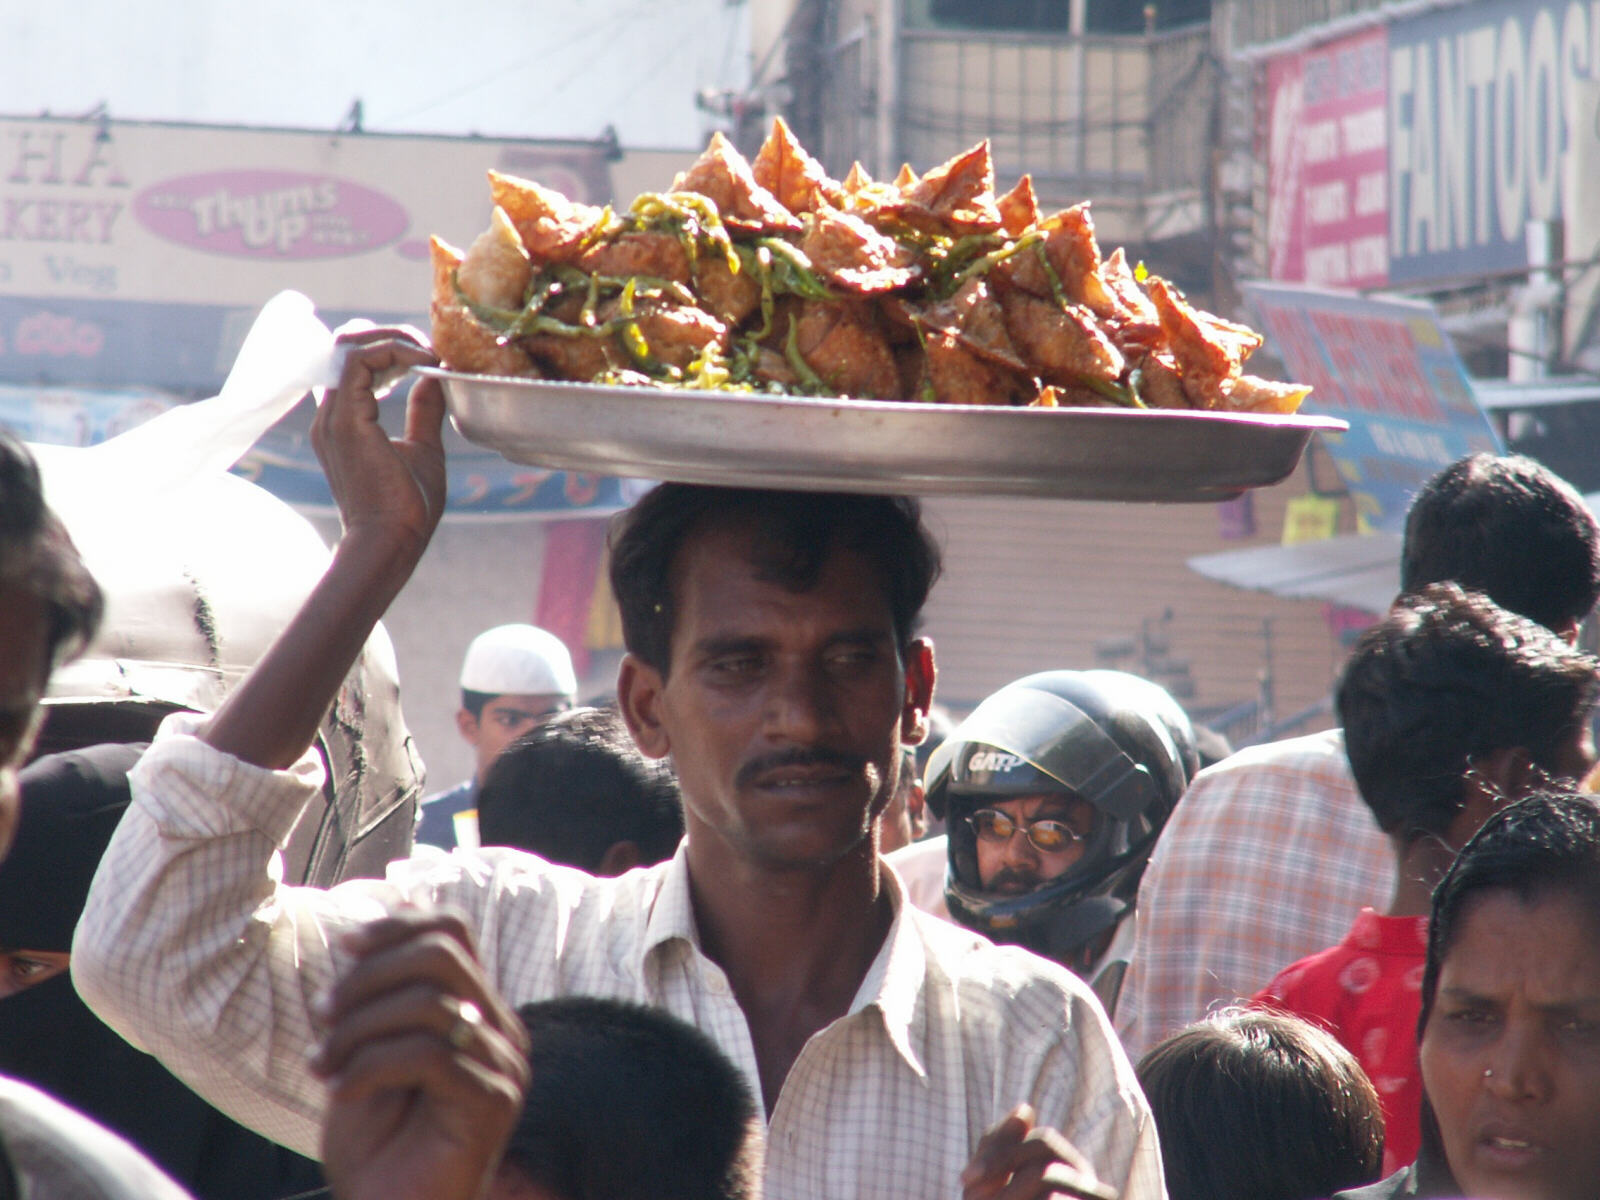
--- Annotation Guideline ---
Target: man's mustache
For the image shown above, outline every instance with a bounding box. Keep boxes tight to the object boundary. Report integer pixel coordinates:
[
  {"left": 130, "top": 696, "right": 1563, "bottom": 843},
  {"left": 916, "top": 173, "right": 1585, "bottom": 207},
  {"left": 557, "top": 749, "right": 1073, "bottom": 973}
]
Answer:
[
  {"left": 984, "top": 867, "right": 1044, "bottom": 894},
  {"left": 735, "top": 746, "right": 870, "bottom": 790}
]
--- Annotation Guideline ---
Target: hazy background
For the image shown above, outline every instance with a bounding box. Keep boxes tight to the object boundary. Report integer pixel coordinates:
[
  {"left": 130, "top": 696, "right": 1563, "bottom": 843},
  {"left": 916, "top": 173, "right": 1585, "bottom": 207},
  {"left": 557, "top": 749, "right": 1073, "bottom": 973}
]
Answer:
[{"left": 0, "top": 1, "right": 749, "bottom": 147}]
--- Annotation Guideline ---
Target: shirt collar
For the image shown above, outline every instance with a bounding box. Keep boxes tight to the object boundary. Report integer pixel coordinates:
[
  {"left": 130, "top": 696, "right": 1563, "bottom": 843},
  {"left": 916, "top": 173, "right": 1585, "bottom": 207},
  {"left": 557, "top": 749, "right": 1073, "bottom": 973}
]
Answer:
[
  {"left": 639, "top": 843, "right": 930, "bottom": 1080},
  {"left": 848, "top": 862, "right": 929, "bottom": 1080},
  {"left": 641, "top": 840, "right": 700, "bottom": 962},
  {"left": 1350, "top": 906, "right": 1430, "bottom": 954}
]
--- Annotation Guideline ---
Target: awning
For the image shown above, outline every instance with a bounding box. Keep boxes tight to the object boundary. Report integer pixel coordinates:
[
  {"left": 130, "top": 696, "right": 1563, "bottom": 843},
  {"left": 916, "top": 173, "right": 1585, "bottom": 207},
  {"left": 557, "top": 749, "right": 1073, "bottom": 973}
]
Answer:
[
  {"left": 1187, "top": 532, "right": 1401, "bottom": 615},
  {"left": 1473, "top": 377, "right": 1600, "bottom": 411},
  {"left": 1189, "top": 492, "right": 1600, "bottom": 614}
]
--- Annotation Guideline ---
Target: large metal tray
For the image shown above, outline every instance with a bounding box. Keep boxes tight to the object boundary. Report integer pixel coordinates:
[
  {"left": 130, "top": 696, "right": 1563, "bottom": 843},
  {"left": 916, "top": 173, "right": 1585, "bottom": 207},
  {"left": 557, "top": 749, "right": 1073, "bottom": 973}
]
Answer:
[{"left": 425, "top": 368, "right": 1346, "bottom": 502}]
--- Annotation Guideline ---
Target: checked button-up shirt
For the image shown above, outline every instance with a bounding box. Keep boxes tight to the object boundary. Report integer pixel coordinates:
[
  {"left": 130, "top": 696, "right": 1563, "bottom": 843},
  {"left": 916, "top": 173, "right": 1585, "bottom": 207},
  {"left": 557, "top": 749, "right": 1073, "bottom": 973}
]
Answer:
[{"left": 75, "top": 715, "right": 1164, "bottom": 1200}]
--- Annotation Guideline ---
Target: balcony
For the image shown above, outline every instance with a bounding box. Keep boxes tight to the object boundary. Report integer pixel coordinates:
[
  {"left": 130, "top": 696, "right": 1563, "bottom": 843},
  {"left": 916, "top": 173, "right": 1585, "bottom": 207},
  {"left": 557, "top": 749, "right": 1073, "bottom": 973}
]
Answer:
[{"left": 891, "top": 21, "right": 1213, "bottom": 248}]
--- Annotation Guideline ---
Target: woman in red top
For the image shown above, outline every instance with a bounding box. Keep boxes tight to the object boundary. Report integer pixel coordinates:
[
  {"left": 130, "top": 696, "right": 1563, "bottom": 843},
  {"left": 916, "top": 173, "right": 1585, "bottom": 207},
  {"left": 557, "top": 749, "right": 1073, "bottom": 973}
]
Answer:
[{"left": 1254, "top": 584, "right": 1599, "bottom": 1173}]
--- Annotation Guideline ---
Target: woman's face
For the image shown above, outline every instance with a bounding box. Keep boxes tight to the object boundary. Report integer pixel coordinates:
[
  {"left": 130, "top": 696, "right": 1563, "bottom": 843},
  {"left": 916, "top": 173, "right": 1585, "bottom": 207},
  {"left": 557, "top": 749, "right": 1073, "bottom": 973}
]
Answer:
[{"left": 1420, "top": 888, "right": 1600, "bottom": 1200}]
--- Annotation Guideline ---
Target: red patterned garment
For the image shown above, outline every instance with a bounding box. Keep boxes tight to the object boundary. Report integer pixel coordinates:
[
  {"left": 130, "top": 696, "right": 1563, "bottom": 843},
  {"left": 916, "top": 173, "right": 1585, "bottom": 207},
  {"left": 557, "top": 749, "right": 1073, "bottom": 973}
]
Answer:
[{"left": 1253, "top": 908, "right": 1429, "bottom": 1175}]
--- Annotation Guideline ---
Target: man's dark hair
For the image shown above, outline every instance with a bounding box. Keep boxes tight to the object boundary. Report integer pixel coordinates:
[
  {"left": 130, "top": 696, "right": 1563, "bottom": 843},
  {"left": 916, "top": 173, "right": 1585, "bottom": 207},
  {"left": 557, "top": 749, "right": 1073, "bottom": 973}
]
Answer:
[
  {"left": 608, "top": 484, "right": 941, "bottom": 675},
  {"left": 0, "top": 429, "right": 102, "bottom": 669},
  {"left": 504, "top": 997, "right": 760, "bottom": 1200},
  {"left": 1337, "top": 582, "right": 1599, "bottom": 844},
  {"left": 1136, "top": 1007, "right": 1384, "bottom": 1200},
  {"left": 1401, "top": 453, "right": 1600, "bottom": 631},
  {"left": 476, "top": 707, "right": 682, "bottom": 870}
]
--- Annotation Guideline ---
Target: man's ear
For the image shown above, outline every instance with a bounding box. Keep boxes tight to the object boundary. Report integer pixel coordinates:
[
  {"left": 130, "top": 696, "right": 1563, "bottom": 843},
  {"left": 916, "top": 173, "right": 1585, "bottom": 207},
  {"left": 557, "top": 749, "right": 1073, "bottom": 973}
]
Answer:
[
  {"left": 1461, "top": 746, "right": 1528, "bottom": 822},
  {"left": 618, "top": 653, "right": 672, "bottom": 760},
  {"left": 596, "top": 840, "right": 644, "bottom": 876},
  {"left": 454, "top": 708, "right": 481, "bottom": 747},
  {"left": 907, "top": 779, "right": 928, "bottom": 841},
  {"left": 901, "top": 637, "right": 936, "bottom": 745},
  {"left": 1497, "top": 745, "right": 1548, "bottom": 800}
]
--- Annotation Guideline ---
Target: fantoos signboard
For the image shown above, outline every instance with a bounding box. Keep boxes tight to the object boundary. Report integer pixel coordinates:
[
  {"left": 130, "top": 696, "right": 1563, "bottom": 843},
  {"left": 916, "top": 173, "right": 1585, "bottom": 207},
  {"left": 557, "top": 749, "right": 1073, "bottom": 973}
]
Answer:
[
  {"left": 1388, "top": 0, "right": 1600, "bottom": 283},
  {"left": 0, "top": 116, "right": 613, "bottom": 387}
]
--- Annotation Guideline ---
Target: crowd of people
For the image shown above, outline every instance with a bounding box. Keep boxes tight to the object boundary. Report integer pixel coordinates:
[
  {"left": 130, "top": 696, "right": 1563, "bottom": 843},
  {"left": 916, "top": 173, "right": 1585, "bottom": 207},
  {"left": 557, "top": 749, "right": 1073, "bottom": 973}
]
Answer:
[{"left": 3, "top": 325, "right": 1600, "bottom": 1200}]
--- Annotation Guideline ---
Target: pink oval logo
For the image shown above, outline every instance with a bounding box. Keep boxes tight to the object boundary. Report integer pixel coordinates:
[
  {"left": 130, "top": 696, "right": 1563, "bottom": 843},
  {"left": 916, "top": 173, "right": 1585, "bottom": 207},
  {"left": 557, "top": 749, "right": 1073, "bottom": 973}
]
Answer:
[{"left": 134, "top": 170, "right": 410, "bottom": 260}]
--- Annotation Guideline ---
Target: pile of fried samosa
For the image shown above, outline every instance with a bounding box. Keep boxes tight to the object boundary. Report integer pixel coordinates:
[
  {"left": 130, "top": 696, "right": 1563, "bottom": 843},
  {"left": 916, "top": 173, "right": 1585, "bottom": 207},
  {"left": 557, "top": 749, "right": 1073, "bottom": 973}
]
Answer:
[{"left": 431, "top": 119, "right": 1309, "bottom": 411}]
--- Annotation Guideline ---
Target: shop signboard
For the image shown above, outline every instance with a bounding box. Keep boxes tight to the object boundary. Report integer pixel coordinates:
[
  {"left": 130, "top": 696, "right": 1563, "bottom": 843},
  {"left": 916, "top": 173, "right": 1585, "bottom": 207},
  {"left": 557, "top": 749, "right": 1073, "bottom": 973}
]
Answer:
[
  {"left": 0, "top": 115, "right": 614, "bottom": 390},
  {"left": 1243, "top": 282, "right": 1503, "bottom": 534},
  {"left": 1387, "top": 0, "right": 1600, "bottom": 284},
  {"left": 1261, "top": 27, "right": 1389, "bottom": 288},
  {"left": 1565, "top": 68, "right": 1600, "bottom": 367}
]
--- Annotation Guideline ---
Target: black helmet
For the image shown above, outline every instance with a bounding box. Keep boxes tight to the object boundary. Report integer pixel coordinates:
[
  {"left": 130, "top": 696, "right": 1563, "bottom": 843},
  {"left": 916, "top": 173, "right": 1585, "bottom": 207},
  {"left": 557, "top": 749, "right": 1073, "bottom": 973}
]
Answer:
[{"left": 927, "top": 670, "right": 1197, "bottom": 971}]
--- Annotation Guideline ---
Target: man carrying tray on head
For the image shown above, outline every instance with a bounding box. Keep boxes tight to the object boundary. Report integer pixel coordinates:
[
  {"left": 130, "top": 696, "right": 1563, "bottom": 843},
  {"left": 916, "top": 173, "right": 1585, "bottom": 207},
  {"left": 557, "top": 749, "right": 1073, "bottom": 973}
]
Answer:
[{"left": 74, "top": 331, "right": 1158, "bottom": 1200}]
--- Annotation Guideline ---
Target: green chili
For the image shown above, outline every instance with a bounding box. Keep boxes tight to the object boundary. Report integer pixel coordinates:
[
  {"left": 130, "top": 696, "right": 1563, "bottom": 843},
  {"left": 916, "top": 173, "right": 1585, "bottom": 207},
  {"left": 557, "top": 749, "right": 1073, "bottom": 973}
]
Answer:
[{"left": 782, "top": 315, "right": 830, "bottom": 393}]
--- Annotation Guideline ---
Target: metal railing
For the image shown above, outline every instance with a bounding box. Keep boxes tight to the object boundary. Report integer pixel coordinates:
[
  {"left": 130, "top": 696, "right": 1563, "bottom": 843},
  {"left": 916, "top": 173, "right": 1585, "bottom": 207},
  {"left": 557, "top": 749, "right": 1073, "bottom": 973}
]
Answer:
[
  {"left": 1196, "top": 693, "right": 1335, "bottom": 751},
  {"left": 1225, "top": 0, "right": 1391, "bottom": 51},
  {"left": 893, "top": 23, "right": 1212, "bottom": 203}
]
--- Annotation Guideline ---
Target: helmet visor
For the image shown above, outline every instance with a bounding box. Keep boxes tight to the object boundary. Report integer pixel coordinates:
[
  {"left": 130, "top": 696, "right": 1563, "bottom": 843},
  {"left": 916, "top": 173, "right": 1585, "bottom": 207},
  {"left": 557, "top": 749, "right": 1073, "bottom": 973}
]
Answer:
[{"left": 931, "top": 687, "right": 1157, "bottom": 820}]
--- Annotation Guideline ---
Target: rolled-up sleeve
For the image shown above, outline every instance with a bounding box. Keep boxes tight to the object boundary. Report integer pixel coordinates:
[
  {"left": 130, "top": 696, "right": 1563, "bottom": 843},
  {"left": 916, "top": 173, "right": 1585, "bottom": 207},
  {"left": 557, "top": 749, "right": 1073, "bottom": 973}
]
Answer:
[{"left": 72, "top": 714, "right": 400, "bottom": 1157}]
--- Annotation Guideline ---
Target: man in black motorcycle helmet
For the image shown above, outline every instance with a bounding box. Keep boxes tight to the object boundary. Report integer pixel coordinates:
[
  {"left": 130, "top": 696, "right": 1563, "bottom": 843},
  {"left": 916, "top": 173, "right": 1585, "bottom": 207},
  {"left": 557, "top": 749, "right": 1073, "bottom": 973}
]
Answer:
[{"left": 928, "top": 670, "right": 1198, "bottom": 1016}]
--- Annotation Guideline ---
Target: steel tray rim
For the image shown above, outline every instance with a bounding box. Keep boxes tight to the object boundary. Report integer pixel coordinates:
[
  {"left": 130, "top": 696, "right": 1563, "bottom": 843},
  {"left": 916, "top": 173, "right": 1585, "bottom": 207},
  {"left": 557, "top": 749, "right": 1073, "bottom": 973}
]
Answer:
[{"left": 420, "top": 367, "right": 1347, "bottom": 503}]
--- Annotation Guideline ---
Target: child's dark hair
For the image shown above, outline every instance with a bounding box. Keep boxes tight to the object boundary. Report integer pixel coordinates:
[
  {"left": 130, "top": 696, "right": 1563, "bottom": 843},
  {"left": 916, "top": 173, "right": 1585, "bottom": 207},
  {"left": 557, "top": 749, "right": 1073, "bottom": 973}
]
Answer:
[
  {"left": 502, "top": 996, "right": 761, "bottom": 1200},
  {"left": 1136, "top": 1007, "right": 1384, "bottom": 1200},
  {"left": 477, "top": 707, "right": 682, "bottom": 870}
]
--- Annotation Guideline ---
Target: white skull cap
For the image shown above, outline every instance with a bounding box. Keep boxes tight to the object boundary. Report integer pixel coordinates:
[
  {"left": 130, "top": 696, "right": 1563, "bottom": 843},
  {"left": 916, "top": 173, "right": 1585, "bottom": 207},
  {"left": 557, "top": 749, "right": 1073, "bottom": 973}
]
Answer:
[{"left": 459, "top": 624, "right": 578, "bottom": 698}]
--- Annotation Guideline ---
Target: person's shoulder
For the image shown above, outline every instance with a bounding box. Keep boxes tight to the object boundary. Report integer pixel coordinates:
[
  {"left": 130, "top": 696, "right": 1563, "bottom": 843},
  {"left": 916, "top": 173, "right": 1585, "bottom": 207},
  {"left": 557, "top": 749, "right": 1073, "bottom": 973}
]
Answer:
[
  {"left": 19, "top": 741, "right": 145, "bottom": 790},
  {"left": 885, "top": 834, "right": 945, "bottom": 869},
  {"left": 885, "top": 834, "right": 946, "bottom": 885},
  {"left": 1200, "top": 727, "right": 1347, "bottom": 777},
  {"left": 396, "top": 843, "right": 676, "bottom": 918},
  {"left": 419, "top": 779, "right": 474, "bottom": 810},
  {"left": 912, "top": 907, "right": 1096, "bottom": 1011},
  {"left": 0, "top": 1075, "right": 195, "bottom": 1200},
  {"left": 1179, "top": 727, "right": 1354, "bottom": 810},
  {"left": 1254, "top": 936, "right": 1352, "bottom": 1009}
]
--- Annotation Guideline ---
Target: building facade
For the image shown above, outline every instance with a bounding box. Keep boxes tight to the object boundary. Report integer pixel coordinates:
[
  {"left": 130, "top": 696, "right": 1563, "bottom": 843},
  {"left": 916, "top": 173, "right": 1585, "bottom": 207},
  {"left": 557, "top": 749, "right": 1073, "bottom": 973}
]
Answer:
[{"left": 732, "top": 0, "right": 1362, "bottom": 742}]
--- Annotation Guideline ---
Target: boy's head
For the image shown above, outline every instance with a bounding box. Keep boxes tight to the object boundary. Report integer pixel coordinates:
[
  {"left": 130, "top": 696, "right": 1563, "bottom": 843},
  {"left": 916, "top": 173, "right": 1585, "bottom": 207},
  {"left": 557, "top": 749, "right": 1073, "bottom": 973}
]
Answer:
[
  {"left": 492, "top": 997, "right": 762, "bottom": 1200},
  {"left": 457, "top": 624, "right": 577, "bottom": 784},
  {"left": 1338, "top": 582, "right": 1599, "bottom": 848},
  {"left": 1402, "top": 453, "right": 1600, "bottom": 638},
  {"left": 1136, "top": 1007, "right": 1384, "bottom": 1200},
  {"left": 476, "top": 707, "right": 682, "bottom": 874}
]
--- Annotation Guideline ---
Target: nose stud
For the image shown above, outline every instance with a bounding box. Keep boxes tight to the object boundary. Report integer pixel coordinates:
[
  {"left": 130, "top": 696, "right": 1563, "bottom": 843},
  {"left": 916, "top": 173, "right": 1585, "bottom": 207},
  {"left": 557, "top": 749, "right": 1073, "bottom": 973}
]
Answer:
[{"left": 1484, "top": 1068, "right": 1493, "bottom": 1080}]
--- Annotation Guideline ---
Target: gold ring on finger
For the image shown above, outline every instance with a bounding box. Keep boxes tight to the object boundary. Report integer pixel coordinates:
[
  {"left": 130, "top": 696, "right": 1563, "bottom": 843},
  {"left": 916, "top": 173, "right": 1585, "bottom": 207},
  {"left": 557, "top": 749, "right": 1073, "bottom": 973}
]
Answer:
[{"left": 445, "top": 998, "right": 482, "bottom": 1051}]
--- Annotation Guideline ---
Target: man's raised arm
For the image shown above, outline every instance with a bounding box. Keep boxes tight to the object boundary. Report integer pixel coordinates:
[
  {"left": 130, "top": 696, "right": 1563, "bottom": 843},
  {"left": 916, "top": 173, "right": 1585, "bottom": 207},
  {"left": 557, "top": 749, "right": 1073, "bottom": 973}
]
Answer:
[
  {"left": 207, "top": 331, "right": 445, "bottom": 768},
  {"left": 72, "top": 332, "right": 452, "bottom": 1156}
]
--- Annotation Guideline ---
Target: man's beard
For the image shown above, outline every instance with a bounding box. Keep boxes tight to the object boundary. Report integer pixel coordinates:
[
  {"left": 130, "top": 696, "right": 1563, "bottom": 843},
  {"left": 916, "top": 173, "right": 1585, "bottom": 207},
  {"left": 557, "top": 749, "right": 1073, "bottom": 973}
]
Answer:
[{"left": 983, "top": 866, "right": 1045, "bottom": 895}]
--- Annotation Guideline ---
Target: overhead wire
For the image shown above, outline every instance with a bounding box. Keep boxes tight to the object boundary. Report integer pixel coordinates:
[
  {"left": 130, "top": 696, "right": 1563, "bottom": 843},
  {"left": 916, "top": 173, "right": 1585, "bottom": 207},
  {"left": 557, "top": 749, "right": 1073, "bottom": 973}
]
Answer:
[
  {"left": 605, "top": 18, "right": 718, "bottom": 118},
  {"left": 379, "top": 2, "right": 662, "bottom": 126}
]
